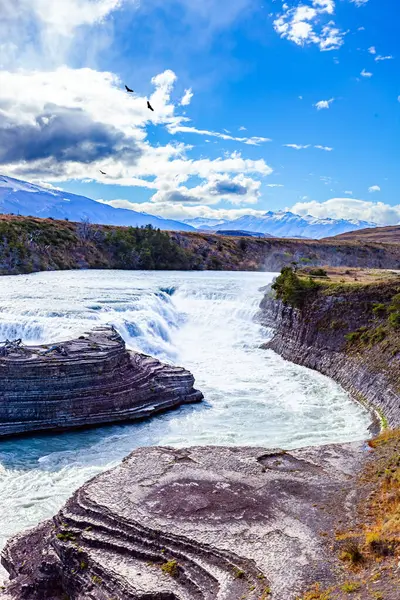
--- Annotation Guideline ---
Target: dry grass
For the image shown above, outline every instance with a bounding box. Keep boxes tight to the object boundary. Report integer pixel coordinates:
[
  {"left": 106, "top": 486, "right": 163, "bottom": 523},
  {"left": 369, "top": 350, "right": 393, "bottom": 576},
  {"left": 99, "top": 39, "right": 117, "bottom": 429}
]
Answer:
[
  {"left": 298, "top": 583, "right": 332, "bottom": 600},
  {"left": 300, "top": 430, "right": 400, "bottom": 600},
  {"left": 299, "top": 266, "right": 400, "bottom": 285},
  {"left": 363, "top": 429, "right": 400, "bottom": 557}
]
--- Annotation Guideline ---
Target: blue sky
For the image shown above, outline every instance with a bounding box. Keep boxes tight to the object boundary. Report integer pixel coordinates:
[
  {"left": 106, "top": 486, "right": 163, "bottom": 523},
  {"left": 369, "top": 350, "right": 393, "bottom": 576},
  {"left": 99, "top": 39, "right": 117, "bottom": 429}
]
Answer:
[{"left": 1, "top": 0, "right": 399, "bottom": 223}]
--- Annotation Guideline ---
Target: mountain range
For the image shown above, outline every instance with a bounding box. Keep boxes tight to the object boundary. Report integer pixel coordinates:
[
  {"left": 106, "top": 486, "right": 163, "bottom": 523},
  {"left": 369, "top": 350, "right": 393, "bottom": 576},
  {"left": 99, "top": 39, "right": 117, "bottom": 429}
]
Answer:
[
  {"left": 0, "top": 176, "right": 194, "bottom": 231},
  {"left": 184, "top": 212, "right": 378, "bottom": 239},
  {"left": 0, "top": 175, "right": 383, "bottom": 239}
]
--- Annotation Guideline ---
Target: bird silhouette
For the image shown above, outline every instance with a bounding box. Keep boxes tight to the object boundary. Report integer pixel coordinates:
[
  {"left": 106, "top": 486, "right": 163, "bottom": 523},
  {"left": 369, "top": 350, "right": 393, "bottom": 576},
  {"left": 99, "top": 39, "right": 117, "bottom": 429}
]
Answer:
[
  {"left": 125, "top": 85, "right": 134, "bottom": 93},
  {"left": 147, "top": 101, "right": 154, "bottom": 112},
  {"left": 99, "top": 170, "right": 107, "bottom": 175}
]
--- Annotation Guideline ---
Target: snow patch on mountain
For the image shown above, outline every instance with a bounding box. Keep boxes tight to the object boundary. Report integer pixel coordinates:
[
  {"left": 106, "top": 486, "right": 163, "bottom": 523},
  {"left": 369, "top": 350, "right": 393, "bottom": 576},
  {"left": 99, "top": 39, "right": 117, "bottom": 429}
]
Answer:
[
  {"left": 0, "top": 175, "right": 193, "bottom": 232},
  {"left": 189, "top": 211, "right": 378, "bottom": 239}
]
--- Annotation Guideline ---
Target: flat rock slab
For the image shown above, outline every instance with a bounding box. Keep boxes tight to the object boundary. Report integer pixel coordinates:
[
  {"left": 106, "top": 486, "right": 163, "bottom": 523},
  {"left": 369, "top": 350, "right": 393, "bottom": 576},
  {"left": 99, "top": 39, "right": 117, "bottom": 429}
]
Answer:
[
  {"left": 0, "top": 326, "right": 203, "bottom": 437},
  {"left": 2, "top": 442, "right": 368, "bottom": 599}
]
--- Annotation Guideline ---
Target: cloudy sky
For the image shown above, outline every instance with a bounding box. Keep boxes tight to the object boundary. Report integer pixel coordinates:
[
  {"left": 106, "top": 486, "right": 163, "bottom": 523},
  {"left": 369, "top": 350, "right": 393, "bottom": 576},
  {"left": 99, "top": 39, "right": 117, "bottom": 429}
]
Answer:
[{"left": 1, "top": 0, "right": 399, "bottom": 223}]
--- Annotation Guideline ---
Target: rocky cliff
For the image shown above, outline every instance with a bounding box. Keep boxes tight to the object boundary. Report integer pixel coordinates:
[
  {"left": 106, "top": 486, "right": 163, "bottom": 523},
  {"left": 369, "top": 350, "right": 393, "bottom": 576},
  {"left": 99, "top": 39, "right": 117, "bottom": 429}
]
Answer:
[
  {"left": 0, "top": 326, "right": 203, "bottom": 437},
  {"left": 1, "top": 442, "right": 368, "bottom": 600},
  {"left": 260, "top": 270, "right": 400, "bottom": 428}
]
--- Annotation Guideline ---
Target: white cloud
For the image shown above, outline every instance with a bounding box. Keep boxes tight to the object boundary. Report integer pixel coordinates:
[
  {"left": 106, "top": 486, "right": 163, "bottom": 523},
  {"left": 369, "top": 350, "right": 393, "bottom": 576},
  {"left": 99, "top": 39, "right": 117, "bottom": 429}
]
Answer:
[
  {"left": 368, "top": 185, "right": 381, "bottom": 193},
  {"left": 283, "top": 144, "right": 311, "bottom": 150},
  {"left": 273, "top": 1, "right": 345, "bottom": 52},
  {"left": 314, "top": 98, "right": 335, "bottom": 109},
  {"left": 180, "top": 88, "right": 193, "bottom": 106},
  {"left": 97, "top": 200, "right": 267, "bottom": 221},
  {"left": 31, "top": 0, "right": 124, "bottom": 36},
  {"left": 368, "top": 46, "right": 376, "bottom": 54},
  {"left": 0, "top": 66, "right": 273, "bottom": 216},
  {"left": 350, "top": 0, "right": 369, "bottom": 6},
  {"left": 375, "top": 55, "right": 394, "bottom": 62},
  {"left": 291, "top": 197, "right": 400, "bottom": 226},
  {"left": 361, "top": 68, "right": 373, "bottom": 77},
  {"left": 0, "top": 0, "right": 132, "bottom": 69},
  {"left": 167, "top": 124, "right": 271, "bottom": 146},
  {"left": 266, "top": 184, "right": 284, "bottom": 188},
  {"left": 238, "top": 126, "right": 247, "bottom": 131},
  {"left": 344, "top": 190, "right": 353, "bottom": 195},
  {"left": 283, "top": 143, "right": 333, "bottom": 151}
]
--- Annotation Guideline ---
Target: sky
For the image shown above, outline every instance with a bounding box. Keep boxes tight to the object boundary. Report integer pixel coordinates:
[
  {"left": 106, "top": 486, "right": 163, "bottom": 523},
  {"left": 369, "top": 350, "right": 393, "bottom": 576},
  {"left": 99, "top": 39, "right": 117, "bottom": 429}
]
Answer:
[{"left": 0, "top": 0, "right": 399, "bottom": 224}]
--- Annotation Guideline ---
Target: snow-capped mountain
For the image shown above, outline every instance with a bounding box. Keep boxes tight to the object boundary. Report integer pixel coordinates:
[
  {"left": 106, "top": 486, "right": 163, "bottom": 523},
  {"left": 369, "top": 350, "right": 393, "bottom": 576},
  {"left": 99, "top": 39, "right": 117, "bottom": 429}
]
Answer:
[
  {"left": 182, "top": 217, "right": 226, "bottom": 229},
  {"left": 193, "top": 211, "right": 378, "bottom": 239},
  {"left": 0, "top": 176, "right": 194, "bottom": 232}
]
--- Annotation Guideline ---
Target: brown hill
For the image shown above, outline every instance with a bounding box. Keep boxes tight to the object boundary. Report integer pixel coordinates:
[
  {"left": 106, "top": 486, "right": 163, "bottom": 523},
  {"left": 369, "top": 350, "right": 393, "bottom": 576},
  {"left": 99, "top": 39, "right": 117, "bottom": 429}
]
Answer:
[
  {"left": 0, "top": 214, "right": 400, "bottom": 275},
  {"left": 326, "top": 225, "right": 400, "bottom": 243}
]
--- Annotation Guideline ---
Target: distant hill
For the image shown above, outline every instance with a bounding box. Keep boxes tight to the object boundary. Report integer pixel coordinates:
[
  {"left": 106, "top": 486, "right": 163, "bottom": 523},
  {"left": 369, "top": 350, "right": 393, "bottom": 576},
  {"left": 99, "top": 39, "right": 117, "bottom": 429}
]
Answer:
[
  {"left": 216, "top": 230, "right": 272, "bottom": 238},
  {"left": 0, "top": 175, "right": 193, "bottom": 232},
  {"left": 328, "top": 225, "right": 400, "bottom": 243},
  {"left": 187, "top": 211, "right": 377, "bottom": 239}
]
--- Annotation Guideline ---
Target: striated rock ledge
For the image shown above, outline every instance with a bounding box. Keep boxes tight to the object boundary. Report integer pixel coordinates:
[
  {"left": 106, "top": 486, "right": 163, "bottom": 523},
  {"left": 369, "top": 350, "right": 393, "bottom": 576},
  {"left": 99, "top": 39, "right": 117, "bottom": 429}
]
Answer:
[
  {"left": 260, "top": 279, "right": 400, "bottom": 428},
  {"left": 1, "top": 442, "right": 368, "bottom": 600},
  {"left": 0, "top": 326, "right": 203, "bottom": 437}
]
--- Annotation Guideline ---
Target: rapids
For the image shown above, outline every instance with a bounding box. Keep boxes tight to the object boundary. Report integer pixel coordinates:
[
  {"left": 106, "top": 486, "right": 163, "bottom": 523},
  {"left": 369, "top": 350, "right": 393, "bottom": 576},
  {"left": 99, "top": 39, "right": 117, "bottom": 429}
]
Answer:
[{"left": 0, "top": 270, "right": 372, "bottom": 577}]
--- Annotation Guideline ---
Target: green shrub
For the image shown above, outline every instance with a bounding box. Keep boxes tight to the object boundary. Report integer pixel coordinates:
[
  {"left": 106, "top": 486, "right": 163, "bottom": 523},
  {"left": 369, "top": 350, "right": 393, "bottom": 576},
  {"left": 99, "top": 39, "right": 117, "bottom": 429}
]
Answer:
[
  {"left": 373, "top": 303, "right": 387, "bottom": 317},
  {"left": 161, "top": 559, "right": 179, "bottom": 577},
  {"left": 309, "top": 268, "right": 328, "bottom": 277},
  {"left": 341, "top": 581, "right": 361, "bottom": 593},
  {"left": 272, "top": 267, "right": 320, "bottom": 309},
  {"left": 387, "top": 293, "right": 400, "bottom": 329},
  {"left": 388, "top": 311, "right": 400, "bottom": 329}
]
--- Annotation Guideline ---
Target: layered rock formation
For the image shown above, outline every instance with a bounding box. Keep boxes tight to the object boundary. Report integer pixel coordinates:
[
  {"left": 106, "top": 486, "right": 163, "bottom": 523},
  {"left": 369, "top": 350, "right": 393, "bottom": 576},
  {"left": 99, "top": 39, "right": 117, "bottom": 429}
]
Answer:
[
  {"left": 1, "top": 442, "right": 368, "bottom": 600},
  {"left": 260, "top": 277, "right": 400, "bottom": 428},
  {"left": 0, "top": 326, "right": 203, "bottom": 437}
]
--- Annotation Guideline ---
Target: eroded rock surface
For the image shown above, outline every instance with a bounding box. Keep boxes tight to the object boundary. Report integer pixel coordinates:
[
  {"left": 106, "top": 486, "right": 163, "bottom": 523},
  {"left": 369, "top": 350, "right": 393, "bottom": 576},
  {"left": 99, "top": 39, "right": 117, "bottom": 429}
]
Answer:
[
  {"left": 0, "top": 326, "right": 203, "bottom": 437},
  {"left": 2, "top": 443, "right": 368, "bottom": 600}
]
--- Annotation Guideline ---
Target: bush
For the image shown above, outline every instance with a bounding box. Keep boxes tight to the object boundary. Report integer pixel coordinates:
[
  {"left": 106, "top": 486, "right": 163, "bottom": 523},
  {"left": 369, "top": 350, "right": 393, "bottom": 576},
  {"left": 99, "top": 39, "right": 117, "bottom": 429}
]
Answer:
[
  {"left": 341, "top": 581, "right": 361, "bottom": 593},
  {"left": 373, "top": 303, "right": 387, "bottom": 317},
  {"left": 161, "top": 560, "right": 179, "bottom": 577},
  {"left": 388, "top": 293, "right": 400, "bottom": 329},
  {"left": 272, "top": 267, "right": 319, "bottom": 309},
  {"left": 309, "top": 268, "right": 328, "bottom": 277},
  {"left": 388, "top": 311, "right": 400, "bottom": 329}
]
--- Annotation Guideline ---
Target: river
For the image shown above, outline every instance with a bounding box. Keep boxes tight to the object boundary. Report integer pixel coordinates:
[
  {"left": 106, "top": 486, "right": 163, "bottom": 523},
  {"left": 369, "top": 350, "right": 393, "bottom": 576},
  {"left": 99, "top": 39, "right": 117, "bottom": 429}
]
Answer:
[{"left": 0, "top": 269, "right": 371, "bottom": 575}]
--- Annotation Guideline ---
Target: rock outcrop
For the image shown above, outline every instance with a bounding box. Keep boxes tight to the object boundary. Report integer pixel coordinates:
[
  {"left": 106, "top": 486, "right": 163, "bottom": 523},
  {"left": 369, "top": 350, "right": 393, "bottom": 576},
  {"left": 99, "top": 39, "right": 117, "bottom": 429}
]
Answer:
[
  {"left": 0, "top": 326, "right": 203, "bottom": 437},
  {"left": 1, "top": 442, "right": 369, "bottom": 600},
  {"left": 260, "top": 278, "right": 400, "bottom": 428}
]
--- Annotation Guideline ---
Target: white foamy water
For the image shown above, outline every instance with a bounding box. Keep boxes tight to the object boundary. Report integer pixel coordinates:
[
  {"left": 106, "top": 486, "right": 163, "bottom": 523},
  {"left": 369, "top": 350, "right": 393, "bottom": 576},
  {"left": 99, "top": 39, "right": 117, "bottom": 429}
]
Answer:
[{"left": 0, "top": 270, "right": 371, "bottom": 576}]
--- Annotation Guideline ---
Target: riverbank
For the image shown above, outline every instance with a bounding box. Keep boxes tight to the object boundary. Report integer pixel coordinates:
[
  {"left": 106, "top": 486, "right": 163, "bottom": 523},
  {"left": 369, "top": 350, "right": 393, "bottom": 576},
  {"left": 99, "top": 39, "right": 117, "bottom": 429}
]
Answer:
[
  {"left": 260, "top": 267, "right": 400, "bottom": 429},
  {"left": 1, "top": 214, "right": 400, "bottom": 275}
]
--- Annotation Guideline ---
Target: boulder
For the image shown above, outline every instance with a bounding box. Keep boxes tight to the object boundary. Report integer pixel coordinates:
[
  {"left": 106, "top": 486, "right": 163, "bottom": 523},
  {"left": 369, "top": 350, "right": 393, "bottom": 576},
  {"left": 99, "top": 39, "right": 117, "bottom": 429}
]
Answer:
[{"left": 0, "top": 326, "right": 203, "bottom": 437}]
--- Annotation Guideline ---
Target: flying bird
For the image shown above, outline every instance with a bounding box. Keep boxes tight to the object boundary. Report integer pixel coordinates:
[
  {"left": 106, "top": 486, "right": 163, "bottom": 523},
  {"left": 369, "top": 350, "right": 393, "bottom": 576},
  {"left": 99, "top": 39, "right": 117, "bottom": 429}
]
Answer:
[
  {"left": 125, "top": 85, "right": 134, "bottom": 93},
  {"left": 99, "top": 170, "right": 107, "bottom": 175},
  {"left": 147, "top": 101, "right": 154, "bottom": 112}
]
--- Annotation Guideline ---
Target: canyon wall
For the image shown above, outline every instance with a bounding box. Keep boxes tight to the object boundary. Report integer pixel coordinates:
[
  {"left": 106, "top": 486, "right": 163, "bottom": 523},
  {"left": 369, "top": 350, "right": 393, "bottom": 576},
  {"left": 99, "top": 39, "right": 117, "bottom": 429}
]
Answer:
[{"left": 260, "top": 277, "right": 400, "bottom": 428}]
